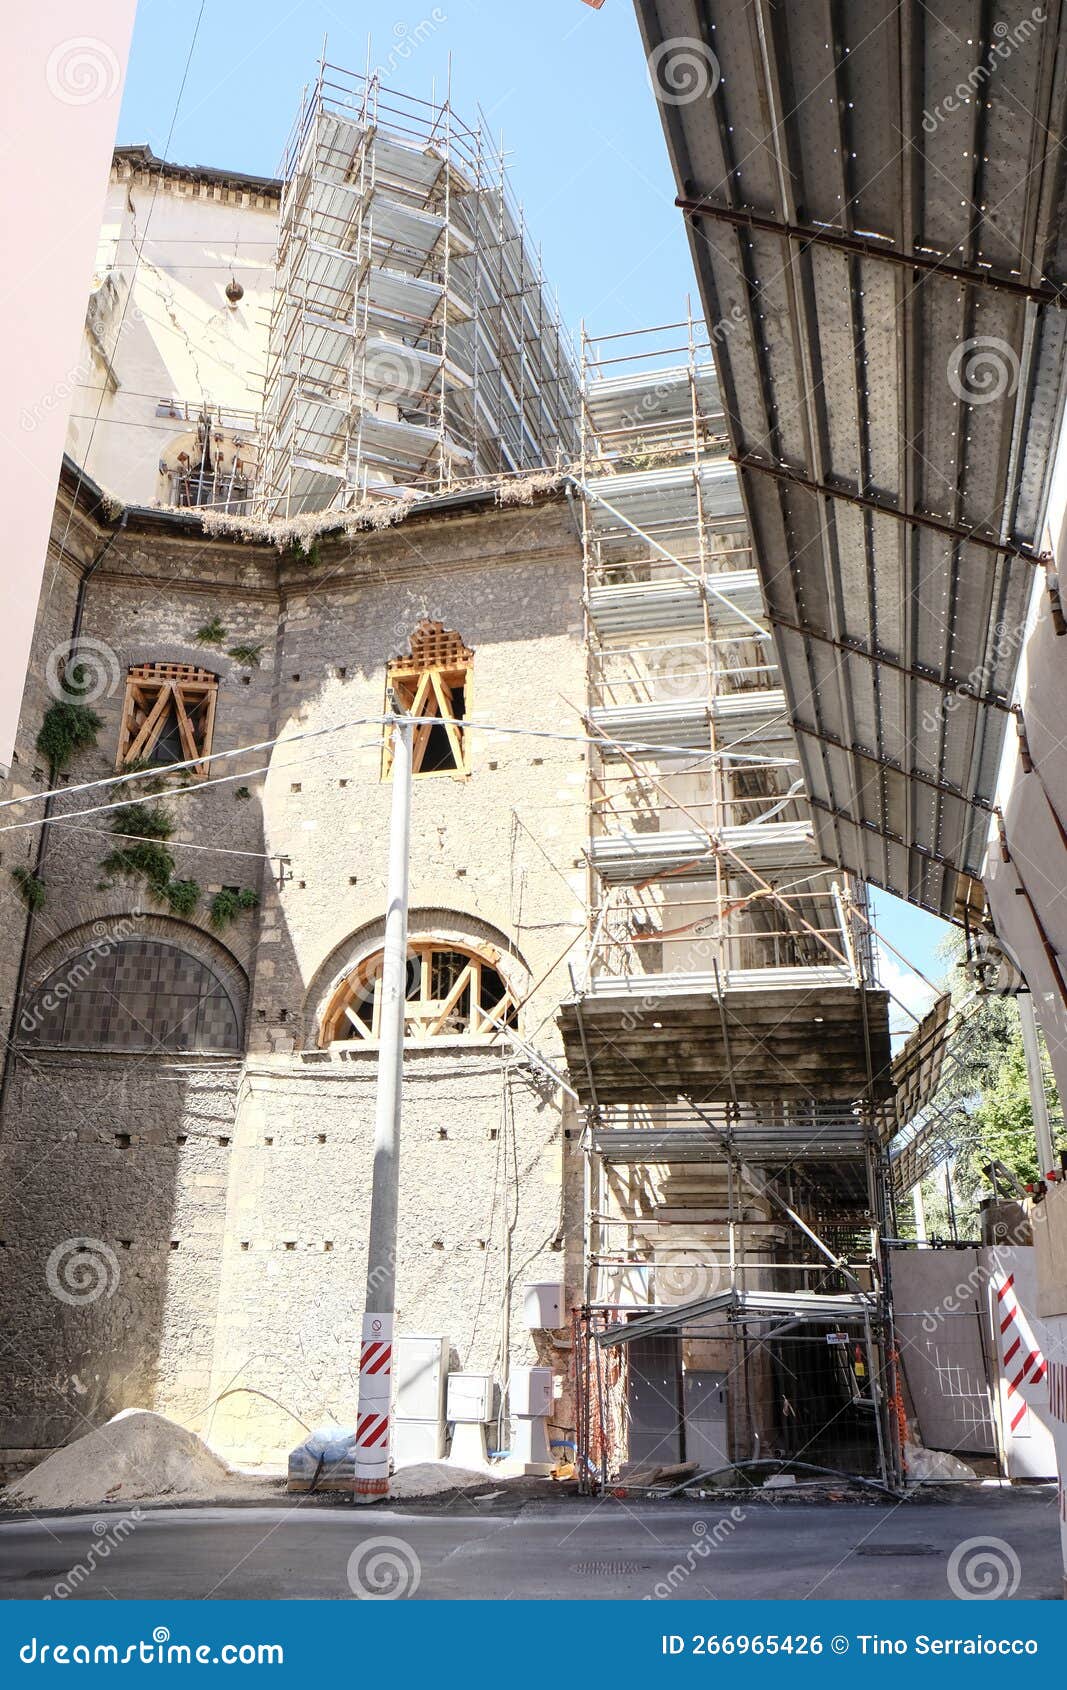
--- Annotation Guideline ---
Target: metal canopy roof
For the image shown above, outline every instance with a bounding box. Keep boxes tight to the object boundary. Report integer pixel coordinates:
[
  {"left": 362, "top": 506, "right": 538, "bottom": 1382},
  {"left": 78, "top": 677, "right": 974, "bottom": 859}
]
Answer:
[
  {"left": 596, "top": 1287, "right": 877, "bottom": 1347},
  {"left": 586, "top": 567, "right": 764, "bottom": 637},
  {"left": 890, "top": 991, "right": 953, "bottom": 1133},
  {"left": 561, "top": 978, "right": 892, "bottom": 1103},
  {"left": 588, "top": 818, "right": 820, "bottom": 881},
  {"left": 636, "top": 0, "right": 1067, "bottom": 917}
]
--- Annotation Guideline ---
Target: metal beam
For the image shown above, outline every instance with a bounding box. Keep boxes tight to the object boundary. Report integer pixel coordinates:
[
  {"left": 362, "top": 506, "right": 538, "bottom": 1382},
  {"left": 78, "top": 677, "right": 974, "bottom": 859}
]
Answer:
[
  {"left": 677, "top": 197, "right": 1067, "bottom": 308},
  {"left": 733, "top": 455, "right": 1044, "bottom": 566},
  {"left": 804, "top": 796, "right": 961, "bottom": 878},
  {"left": 791, "top": 721, "right": 996, "bottom": 814},
  {"left": 765, "top": 612, "right": 1016, "bottom": 716}
]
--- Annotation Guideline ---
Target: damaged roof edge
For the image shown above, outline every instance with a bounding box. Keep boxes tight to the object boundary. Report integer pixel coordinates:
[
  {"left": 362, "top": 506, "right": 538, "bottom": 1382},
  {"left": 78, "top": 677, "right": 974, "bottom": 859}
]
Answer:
[
  {"left": 112, "top": 143, "right": 282, "bottom": 198},
  {"left": 55, "top": 454, "right": 571, "bottom": 550}
]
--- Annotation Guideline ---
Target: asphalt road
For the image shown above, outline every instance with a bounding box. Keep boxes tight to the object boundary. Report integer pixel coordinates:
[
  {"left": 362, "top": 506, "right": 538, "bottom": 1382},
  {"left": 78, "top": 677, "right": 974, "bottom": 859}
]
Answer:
[{"left": 0, "top": 1488, "right": 1060, "bottom": 1601}]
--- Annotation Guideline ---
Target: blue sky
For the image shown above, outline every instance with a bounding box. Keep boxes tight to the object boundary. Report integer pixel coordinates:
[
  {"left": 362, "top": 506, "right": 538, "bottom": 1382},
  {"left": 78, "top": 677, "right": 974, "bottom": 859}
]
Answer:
[
  {"left": 869, "top": 892, "right": 952, "bottom": 1035},
  {"left": 117, "top": 0, "right": 953, "bottom": 998},
  {"left": 117, "top": 0, "right": 691, "bottom": 343}
]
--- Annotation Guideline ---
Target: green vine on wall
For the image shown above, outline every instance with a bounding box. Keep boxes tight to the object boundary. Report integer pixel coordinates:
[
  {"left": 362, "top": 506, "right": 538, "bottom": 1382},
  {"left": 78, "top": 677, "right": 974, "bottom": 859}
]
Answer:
[
  {"left": 209, "top": 887, "right": 259, "bottom": 931},
  {"left": 195, "top": 616, "right": 228, "bottom": 646},
  {"left": 36, "top": 698, "right": 103, "bottom": 771},
  {"left": 286, "top": 538, "right": 321, "bottom": 567},
  {"left": 227, "top": 643, "right": 263, "bottom": 668},
  {"left": 98, "top": 800, "right": 201, "bottom": 915},
  {"left": 10, "top": 866, "right": 46, "bottom": 912}
]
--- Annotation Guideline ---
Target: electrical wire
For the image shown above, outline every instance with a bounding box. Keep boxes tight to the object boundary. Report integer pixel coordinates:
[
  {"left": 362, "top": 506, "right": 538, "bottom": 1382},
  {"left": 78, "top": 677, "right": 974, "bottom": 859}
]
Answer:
[
  {"left": 65, "top": 826, "right": 275, "bottom": 863},
  {"left": 0, "top": 739, "right": 385, "bottom": 836},
  {"left": 0, "top": 715, "right": 798, "bottom": 822}
]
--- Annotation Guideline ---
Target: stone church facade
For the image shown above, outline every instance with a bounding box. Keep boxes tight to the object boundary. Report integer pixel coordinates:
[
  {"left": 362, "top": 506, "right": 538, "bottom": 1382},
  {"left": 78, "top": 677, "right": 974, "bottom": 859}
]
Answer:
[{"left": 0, "top": 463, "right": 587, "bottom": 1466}]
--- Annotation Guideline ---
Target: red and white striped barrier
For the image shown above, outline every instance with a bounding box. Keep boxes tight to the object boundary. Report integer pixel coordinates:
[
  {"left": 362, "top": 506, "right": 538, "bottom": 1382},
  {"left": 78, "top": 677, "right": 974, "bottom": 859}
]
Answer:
[
  {"left": 354, "top": 1312, "right": 393, "bottom": 1498},
  {"left": 986, "top": 1250, "right": 1056, "bottom": 1479},
  {"left": 997, "top": 1272, "right": 1048, "bottom": 1434}
]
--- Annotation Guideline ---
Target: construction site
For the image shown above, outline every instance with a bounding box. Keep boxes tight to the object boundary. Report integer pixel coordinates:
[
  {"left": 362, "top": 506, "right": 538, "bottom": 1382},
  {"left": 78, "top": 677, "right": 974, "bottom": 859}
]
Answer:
[{"left": 2, "top": 0, "right": 1067, "bottom": 1606}]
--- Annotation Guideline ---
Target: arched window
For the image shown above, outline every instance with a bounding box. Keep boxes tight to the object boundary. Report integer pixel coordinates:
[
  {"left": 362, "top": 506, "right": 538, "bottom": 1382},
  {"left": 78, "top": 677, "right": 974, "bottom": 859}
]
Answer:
[
  {"left": 322, "top": 941, "right": 519, "bottom": 1045},
  {"left": 118, "top": 663, "right": 218, "bottom": 775},
  {"left": 384, "top": 621, "right": 473, "bottom": 777},
  {"left": 20, "top": 939, "right": 242, "bottom": 1053}
]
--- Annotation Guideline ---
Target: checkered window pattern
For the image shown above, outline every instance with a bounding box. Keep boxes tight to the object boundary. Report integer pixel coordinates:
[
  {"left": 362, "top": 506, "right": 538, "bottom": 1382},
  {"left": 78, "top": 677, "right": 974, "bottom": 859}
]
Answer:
[{"left": 22, "top": 939, "right": 242, "bottom": 1053}]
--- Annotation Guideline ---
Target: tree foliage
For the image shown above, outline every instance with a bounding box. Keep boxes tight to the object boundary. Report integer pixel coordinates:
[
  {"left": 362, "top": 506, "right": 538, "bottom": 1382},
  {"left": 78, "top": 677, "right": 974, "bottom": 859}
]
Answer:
[{"left": 912, "top": 931, "right": 1061, "bottom": 1235}]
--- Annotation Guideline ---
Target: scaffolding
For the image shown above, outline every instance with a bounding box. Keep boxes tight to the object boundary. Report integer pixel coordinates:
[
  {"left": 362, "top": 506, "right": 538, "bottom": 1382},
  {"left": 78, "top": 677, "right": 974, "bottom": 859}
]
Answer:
[
  {"left": 256, "top": 63, "right": 580, "bottom": 517},
  {"left": 564, "top": 316, "right": 900, "bottom": 1490}
]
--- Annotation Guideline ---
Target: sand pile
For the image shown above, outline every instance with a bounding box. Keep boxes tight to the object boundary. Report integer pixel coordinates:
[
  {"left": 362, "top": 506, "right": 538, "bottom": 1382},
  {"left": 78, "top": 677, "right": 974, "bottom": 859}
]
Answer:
[
  {"left": 388, "top": 1461, "right": 494, "bottom": 1499},
  {"left": 6, "top": 1409, "right": 235, "bottom": 1510}
]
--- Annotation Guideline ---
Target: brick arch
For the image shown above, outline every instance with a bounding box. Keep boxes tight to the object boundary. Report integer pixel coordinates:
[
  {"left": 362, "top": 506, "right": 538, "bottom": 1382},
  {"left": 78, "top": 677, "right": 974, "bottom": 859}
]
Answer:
[
  {"left": 302, "top": 907, "right": 531, "bottom": 1050},
  {"left": 24, "top": 914, "right": 249, "bottom": 1027}
]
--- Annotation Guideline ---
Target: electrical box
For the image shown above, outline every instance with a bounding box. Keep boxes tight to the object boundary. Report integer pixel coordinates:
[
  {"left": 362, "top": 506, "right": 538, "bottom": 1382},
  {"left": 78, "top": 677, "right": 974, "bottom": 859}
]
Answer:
[
  {"left": 392, "top": 1419, "right": 446, "bottom": 1466},
  {"left": 523, "top": 1281, "right": 564, "bottom": 1329},
  {"left": 511, "top": 1365, "right": 553, "bottom": 1418},
  {"left": 394, "top": 1335, "right": 448, "bottom": 1422},
  {"left": 446, "top": 1372, "right": 494, "bottom": 1424}
]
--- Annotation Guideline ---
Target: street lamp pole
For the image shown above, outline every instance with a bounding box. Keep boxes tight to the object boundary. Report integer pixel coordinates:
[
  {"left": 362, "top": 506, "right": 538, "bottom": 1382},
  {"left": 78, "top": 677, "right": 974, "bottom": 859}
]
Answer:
[{"left": 353, "top": 706, "right": 413, "bottom": 1503}]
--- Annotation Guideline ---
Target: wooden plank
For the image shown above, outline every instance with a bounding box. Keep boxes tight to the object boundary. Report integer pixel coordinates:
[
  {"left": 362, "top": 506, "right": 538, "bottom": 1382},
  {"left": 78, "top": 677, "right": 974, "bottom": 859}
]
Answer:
[
  {"left": 171, "top": 688, "right": 201, "bottom": 765},
  {"left": 425, "top": 962, "right": 474, "bottom": 1037},
  {"left": 122, "top": 684, "right": 173, "bottom": 765},
  {"left": 427, "top": 668, "right": 465, "bottom": 770},
  {"left": 198, "top": 682, "right": 219, "bottom": 773}
]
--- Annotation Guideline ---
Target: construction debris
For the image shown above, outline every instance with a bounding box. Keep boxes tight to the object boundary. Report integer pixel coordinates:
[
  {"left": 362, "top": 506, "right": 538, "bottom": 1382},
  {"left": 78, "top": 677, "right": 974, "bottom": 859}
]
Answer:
[{"left": 4, "top": 1410, "right": 237, "bottom": 1511}]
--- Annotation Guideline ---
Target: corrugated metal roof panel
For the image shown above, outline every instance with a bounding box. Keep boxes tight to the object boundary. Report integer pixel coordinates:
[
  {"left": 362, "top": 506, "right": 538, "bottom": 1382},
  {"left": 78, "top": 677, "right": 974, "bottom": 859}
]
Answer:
[{"left": 635, "top": 0, "right": 1067, "bottom": 916}]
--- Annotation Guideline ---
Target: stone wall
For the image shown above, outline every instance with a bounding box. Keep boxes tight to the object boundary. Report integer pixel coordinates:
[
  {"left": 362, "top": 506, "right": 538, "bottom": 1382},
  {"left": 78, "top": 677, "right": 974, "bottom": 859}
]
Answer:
[{"left": 0, "top": 482, "right": 589, "bottom": 1463}]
